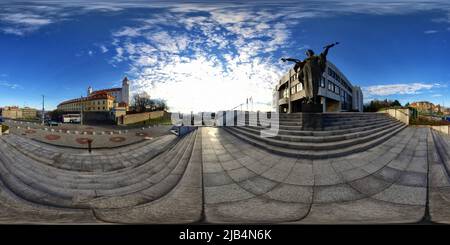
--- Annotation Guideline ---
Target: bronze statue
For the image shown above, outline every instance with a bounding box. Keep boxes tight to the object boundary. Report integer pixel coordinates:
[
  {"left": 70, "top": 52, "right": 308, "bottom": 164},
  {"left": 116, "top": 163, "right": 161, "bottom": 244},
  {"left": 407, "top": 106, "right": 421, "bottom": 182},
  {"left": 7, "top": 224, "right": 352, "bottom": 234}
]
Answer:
[{"left": 281, "top": 42, "right": 339, "bottom": 104}]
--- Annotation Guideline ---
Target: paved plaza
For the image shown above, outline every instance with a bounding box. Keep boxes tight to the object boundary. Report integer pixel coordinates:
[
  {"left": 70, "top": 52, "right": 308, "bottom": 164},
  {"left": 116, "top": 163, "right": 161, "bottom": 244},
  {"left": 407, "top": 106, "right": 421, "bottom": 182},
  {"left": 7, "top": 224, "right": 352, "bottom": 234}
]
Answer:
[
  {"left": 1, "top": 113, "right": 450, "bottom": 224},
  {"left": 4, "top": 120, "right": 171, "bottom": 148}
]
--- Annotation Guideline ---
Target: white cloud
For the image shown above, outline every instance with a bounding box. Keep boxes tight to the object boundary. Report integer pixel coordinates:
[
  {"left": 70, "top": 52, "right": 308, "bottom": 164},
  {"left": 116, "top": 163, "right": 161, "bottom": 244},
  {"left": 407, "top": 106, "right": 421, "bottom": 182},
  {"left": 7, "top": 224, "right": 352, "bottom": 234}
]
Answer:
[
  {"left": 3, "top": 1, "right": 450, "bottom": 111},
  {"left": 0, "top": 12, "right": 53, "bottom": 35},
  {"left": 108, "top": 4, "right": 311, "bottom": 112},
  {"left": 113, "top": 26, "right": 141, "bottom": 37},
  {"left": 363, "top": 83, "right": 438, "bottom": 96},
  {"left": 424, "top": 30, "right": 438, "bottom": 34},
  {"left": 0, "top": 81, "right": 22, "bottom": 89},
  {"left": 102, "top": 1, "right": 450, "bottom": 112},
  {"left": 100, "top": 45, "right": 109, "bottom": 53}
]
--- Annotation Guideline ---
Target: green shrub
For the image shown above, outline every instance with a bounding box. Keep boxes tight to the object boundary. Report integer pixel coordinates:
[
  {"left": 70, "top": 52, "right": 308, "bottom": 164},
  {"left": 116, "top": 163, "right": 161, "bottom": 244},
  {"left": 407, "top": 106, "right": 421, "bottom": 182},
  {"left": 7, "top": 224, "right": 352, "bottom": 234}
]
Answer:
[
  {"left": 410, "top": 116, "right": 450, "bottom": 126},
  {"left": 1, "top": 124, "right": 9, "bottom": 133}
]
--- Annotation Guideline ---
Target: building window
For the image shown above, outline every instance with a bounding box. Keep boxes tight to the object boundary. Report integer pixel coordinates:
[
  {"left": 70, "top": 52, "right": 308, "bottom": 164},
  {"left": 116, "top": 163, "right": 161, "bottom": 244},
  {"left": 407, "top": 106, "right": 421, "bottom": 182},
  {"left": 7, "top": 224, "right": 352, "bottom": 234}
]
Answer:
[
  {"left": 296, "top": 83, "right": 303, "bottom": 92},
  {"left": 334, "top": 85, "right": 340, "bottom": 95},
  {"left": 291, "top": 86, "right": 296, "bottom": 95},
  {"left": 282, "top": 89, "right": 288, "bottom": 98},
  {"left": 320, "top": 77, "right": 326, "bottom": 88},
  {"left": 328, "top": 80, "right": 333, "bottom": 91}
]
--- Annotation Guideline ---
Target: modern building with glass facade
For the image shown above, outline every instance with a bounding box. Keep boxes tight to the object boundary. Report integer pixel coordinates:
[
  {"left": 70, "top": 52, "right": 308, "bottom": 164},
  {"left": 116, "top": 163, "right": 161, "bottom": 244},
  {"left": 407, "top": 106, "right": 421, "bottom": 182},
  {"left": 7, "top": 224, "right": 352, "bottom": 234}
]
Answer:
[{"left": 273, "top": 61, "right": 363, "bottom": 113}]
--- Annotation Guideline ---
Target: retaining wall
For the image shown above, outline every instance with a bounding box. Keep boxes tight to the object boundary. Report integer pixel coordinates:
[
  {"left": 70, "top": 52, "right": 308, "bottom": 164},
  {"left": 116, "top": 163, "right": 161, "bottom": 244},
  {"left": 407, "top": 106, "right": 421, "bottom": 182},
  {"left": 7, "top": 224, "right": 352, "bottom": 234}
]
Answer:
[
  {"left": 119, "top": 111, "right": 170, "bottom": 125},
  {"left": 432, "top": 125, "right": 450, "bottom": 135},
  {"left": 383, "top": 108, "right": 410, "bottom": 125}
]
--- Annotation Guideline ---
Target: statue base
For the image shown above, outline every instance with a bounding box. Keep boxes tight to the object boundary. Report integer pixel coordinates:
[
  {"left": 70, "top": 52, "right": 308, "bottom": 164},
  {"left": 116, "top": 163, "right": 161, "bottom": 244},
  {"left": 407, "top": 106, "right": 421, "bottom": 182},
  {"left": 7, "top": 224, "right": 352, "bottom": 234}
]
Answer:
[{"left": 300, "top": 103, "right": 323, "bottom": 113}]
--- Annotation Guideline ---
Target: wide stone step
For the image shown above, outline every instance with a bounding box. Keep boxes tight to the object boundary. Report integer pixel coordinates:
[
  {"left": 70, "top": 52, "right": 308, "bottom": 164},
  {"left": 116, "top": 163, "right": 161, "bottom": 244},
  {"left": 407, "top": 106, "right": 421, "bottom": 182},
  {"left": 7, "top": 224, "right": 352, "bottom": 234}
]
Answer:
[
  {"left": 0, "top": 131, "right": 197, "bottom": 208},
  {"left": 0, "top": 134, "right": 188, "bottom": 187},
  {"left": 244, "top": 119, "right": 397, "bottom": 137},
  {"left": 0, "top": 132, "right": 195, "bottom": 189},
  {"left": 234, "top": 121, "right": 402, "bottom": 143},
  {"left": 1, "top": 134, "right": 177, "bottom": 172},
  {"left": 227, "top": 122, "right": 404, "bottom": 151},
  {"left": 431, "top": 131, "right": 450, "bottom": 177},
  {"left": 278, "top": 112, "right": 386, "bottom": 118},
  {"left": 86, "top": 132, "right": 196, "bottom": 209},
  {"left": 223, "top": 124, "right": 407, "bottom": 159},
  {"left": 280, "top": 118, "right": 395, "bottom": 131},
  {"left": 238, "top": 117, "right": 394, "bottom": 129}
]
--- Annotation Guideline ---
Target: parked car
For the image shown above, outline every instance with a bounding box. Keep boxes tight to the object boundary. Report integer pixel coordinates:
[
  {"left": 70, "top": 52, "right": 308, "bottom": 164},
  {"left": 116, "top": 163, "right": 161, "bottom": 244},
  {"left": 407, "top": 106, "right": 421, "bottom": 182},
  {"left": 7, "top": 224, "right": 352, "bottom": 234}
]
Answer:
[
  {"left": 0, "top": 116, "right": 4, "bottom": 123},
  {"left": 45, "top": 120, "right": 59, "bottom": 126}
]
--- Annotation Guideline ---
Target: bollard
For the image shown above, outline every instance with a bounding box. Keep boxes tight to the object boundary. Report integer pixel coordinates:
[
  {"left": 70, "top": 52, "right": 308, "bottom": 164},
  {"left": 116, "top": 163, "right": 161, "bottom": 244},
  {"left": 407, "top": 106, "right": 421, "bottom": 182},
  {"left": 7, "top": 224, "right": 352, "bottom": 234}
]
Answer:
[{"left": 87, "top": 139, "right": 93, "bottom": 153}]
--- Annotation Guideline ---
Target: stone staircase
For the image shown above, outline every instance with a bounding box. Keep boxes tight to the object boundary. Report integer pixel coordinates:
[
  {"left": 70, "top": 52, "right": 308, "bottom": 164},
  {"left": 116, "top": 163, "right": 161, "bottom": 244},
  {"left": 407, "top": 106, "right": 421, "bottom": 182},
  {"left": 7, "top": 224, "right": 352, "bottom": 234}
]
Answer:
[
  {"left": 0, "top": 130, "right": 198, "bottom": 212},
  {"left": 223, "top": 112, "right": 407, "bottom": 158}
]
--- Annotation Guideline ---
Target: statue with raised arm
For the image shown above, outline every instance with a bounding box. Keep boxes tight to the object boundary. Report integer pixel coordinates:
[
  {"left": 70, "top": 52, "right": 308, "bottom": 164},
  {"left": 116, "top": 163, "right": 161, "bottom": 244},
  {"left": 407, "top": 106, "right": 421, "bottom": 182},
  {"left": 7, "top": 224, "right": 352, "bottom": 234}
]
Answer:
[{"left": 281, "top": 42, "right": 339, "bottom": 104}]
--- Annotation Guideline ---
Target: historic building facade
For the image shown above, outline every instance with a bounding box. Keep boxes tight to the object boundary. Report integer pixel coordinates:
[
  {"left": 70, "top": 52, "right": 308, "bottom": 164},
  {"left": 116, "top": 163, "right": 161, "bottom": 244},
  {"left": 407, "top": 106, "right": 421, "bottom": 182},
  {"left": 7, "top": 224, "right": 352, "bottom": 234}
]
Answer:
[
  {"left": 87, "top": 77, "right": 130, "bottom": 105},
  {"left": 1, "top": 106, "right": 37, "bottom": 119},
  {"left": 57, "top": 77, "right": 130, "bottom": 112},
  {"left": 273, "top": 61, "right": 363, "bottom": 113},
  {"left": 410, "top": 101, "right": 443, "bottom": 114},
  {"left": 57, "top": 92, "right": 116, "bottom": 112}
]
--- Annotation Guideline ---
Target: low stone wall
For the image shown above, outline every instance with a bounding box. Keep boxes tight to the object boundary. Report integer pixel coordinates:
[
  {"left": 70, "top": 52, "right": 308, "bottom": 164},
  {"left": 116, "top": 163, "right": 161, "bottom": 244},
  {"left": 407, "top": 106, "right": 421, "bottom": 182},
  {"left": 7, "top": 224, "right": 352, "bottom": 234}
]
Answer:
[
  {"left": 432, "top": 125, "right": 450, "bottom": 135},
  {"left": 383, "top": 108, "right": 410, "bottom": 125},
  {"left": 120, "top": 111, "right": 170, "bottom": 125},
  {"left": 83, "top": 111, "right": 115, "bottom": 125}
]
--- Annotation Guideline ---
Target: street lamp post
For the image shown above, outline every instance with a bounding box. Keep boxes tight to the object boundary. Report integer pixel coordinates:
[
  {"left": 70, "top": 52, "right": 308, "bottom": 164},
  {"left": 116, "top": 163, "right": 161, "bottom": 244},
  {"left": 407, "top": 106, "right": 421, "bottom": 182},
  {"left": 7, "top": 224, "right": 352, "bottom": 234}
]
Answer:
[
  {"left": 41, "top": 95, "right": 45, "bottom": 125},
  {"left": 80, "top": 97, "right": 84, "bottom": 126}
]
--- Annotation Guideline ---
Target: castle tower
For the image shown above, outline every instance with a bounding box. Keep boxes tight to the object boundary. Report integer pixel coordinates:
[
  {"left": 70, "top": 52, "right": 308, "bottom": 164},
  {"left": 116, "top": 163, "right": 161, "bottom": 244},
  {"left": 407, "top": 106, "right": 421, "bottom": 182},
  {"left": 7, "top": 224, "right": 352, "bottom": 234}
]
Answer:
[
  {"left": 87, "top": 86, "right": 93, "bottom": 96},
  {"left": 121, "top": 76, "right": 130, "bottom": 105}
]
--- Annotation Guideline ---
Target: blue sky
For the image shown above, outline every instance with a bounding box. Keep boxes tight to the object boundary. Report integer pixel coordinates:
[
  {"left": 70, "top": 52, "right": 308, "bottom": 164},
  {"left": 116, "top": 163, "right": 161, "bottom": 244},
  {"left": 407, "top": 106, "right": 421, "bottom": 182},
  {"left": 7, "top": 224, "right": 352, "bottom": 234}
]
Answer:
[{"left": 0, "top": 0, "right": 450, "bottom": 112}]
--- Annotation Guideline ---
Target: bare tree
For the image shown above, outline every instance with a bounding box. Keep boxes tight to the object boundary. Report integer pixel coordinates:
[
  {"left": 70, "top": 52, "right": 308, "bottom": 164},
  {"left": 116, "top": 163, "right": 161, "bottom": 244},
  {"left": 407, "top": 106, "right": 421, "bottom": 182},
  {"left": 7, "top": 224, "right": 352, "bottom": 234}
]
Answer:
[
  {"left": 132, "top": 92, "right": 168, "bottom": 112},
  {"left": 132, "top": 91, "right": 151, "bottom": 112}
]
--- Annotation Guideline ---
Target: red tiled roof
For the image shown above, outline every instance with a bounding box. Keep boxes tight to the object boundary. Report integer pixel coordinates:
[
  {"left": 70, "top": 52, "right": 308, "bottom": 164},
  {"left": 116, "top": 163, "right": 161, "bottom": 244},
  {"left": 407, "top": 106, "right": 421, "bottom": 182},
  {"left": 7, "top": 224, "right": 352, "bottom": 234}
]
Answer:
[{"left": 58, "top": 93, "right": 115, "bottom": 106}]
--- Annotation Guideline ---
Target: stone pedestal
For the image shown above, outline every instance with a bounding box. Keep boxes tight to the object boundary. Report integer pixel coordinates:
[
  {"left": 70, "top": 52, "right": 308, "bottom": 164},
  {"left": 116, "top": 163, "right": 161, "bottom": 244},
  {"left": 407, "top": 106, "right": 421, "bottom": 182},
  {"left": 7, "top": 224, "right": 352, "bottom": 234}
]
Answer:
[
  {"left": 301, "top": 103, "right": 323, "bottom": 113},
  {"left": 300, "top": 113, "right": 323, "bottom": 130}
]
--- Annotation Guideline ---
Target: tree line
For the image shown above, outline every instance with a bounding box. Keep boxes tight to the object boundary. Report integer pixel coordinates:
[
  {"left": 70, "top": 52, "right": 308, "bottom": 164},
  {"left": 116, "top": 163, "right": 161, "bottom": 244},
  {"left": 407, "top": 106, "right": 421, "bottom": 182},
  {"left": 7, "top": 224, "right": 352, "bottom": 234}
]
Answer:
[{"left": 363, "top": 99, "right": 402, "bottom": 112}]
